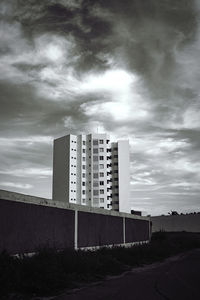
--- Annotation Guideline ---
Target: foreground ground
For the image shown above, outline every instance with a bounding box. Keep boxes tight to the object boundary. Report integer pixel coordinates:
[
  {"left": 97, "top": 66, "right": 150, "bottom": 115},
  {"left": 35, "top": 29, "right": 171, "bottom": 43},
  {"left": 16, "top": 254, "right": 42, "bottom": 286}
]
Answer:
[
  {"left": 53, "top": 249, "right": 200, "bottom": 300},
  {"left": 1, "top": 232, "right": 200, "bottom": 299}
]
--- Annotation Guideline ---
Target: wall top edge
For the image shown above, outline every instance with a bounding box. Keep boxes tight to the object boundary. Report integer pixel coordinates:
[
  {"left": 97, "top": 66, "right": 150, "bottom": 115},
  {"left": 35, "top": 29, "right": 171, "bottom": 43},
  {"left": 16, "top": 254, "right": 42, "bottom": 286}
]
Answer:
[{"left": 0, "top": 189, "right": 149, "bottom": 221}]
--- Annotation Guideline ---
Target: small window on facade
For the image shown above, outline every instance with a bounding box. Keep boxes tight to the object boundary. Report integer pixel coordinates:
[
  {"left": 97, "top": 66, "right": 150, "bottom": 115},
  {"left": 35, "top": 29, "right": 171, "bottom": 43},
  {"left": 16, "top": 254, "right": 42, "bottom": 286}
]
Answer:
[
  {"left": 93, "top": 173, "right": 98, "bottom": 178},
  {"left": 100, "top": 189, "right": 104, "bottom": 194},
  {"left": 82, "top": 165, "right": 86, "bottom": 169},
  {"left": 100, "top": 198, "right": 104, "bottom": 203},
  {"left": 82, "top": 173, "right": 85, "bottom": 178},
  {"left": 100, "top": 172, "right": 104, "bottom": 177},
  {"left": 100, "top": 148, "right": 104, "bottom": 152},
  {"left": 82, "top": 190, "right": 86, "bottom": 194},
  {"left": 93, "top": 156, "right": 98, "bottom": 161},
  {"left": 83, "top": 141, "right": 86, "bottom": 145},
  {"left": 83, "top": 157, "right": 86, "bottom": 161},
  {"left": 100, "top": 181, "right": 104, "bottom": 185},
  {"left": 99, "top": 156, "right": 104, "bottom": 160},
  {"left": 93, "top": 190, "right": 99, "bottom": 196},
  {"left": 82, "top": 198, "right": 86, "bottom": 203},
  {"left": 93, "top": 181, "right": 99, "bottom": 187},
  {"left": 114, "top": 162, "right": 118, "bottom": 166},
  {"left": 114, "top": 155, "right": 118, "bottom": 158},
  {"left": 93, "top": 139, "right": 98, "bottom": 145},
  {"left": 83, "top": 149, "right": 86, "bottom": 153},
  {"left": 99, "top": 164, "right": 104, "bottom": 169},
  {"left": 93, "top": 148, "right": 98, "bottom": 154},
  {"left": 99, "top": 140, "right": 104, "bottom": 144},
  {"left": 82, "top": 182, "right": 85, "bottom": 186}
]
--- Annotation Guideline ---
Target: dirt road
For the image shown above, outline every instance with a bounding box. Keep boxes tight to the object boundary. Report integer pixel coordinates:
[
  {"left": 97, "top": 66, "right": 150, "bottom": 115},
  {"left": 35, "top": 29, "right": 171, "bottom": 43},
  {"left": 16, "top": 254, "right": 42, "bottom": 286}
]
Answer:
[{"left": 53, "top": 249, "right": 200, "bottom": 300}]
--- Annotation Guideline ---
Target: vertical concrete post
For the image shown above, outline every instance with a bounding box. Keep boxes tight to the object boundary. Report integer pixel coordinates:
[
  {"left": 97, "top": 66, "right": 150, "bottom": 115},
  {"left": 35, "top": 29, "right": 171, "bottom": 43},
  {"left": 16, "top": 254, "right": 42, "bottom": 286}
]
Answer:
[
  {"left": 123, "top": 217, "right": 126, "bottom": 244},
  {"left": 74, "top": 209, "right": 78, "bottom": 250}
]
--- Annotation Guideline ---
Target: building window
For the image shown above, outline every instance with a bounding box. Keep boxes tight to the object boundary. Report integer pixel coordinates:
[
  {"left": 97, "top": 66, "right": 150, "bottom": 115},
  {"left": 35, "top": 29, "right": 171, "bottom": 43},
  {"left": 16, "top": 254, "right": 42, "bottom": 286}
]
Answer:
[
  {"left": 93, "top": 156, "right": 98, "bottom": 161},
  {"left": 100, "top": 198, "right": 104, "bottom": 203},
  {"left": 100, "top": 189, "right": 104, "bottom": 194},
  {"left": 93, "top": 181, "right": 99, "bottom": 187},
  {"left": 99, "top": 140, "right": 104, "bottom": 144},
  {"left": 100, "top": 148, "right": 104, "bottom": 152},
  {"left": 82, "top": 173, "right": 85, "bottom": 178},
  {"left": 93, "top": 140, "right": 98, "bottom": 145},
  {"left": 83, "top": 141, "right": 86, "bottom": 145},
  {"left": 83, "top": 149, "right": 86, "bottom": 153},
  {"left": 83, "top": 157, "right": 86, "bottom": 161},
  {"left": 82, "top": 198, "right": 85, "bottom": 203},
  {"left": 93, "top": 148, "right": 98, "bottom": 154},
  {"left": 114, "top": 178, "right": 118, "bottom": 181},
  {"left": 114, "top": 155, "right": 118, "bottom": 158},
  {"left": 114, "top": 170, "right": 118, "bottom": 173},
  {"left": 99, "top": 164, "right": 104, "bottom": 169},
  {"left": 82, "top": 182, "right": 85, "bottom": 186},
  {"left": 114, "top": 162, "right": 118, "bottom": 166},
  {"left": 100, "top": 172, "right": 104, "bottom": 177},
  {"left": 93, "top": 190, "right": 99, "bottom": 196},
  {"left": 82, "top": 165, "right": 86, "bottom": 169},
  {"left": 93, "top": 173, "right": 98, "bottom": 178},
  {"left": 100, "top": 181, "right": 104, "bottom": 186},
  {"left": 99, "top": 156, "right": 104, "bottom": 160},
  {"left": 82, "top": 190, "right": 86, "bottom": 194}
]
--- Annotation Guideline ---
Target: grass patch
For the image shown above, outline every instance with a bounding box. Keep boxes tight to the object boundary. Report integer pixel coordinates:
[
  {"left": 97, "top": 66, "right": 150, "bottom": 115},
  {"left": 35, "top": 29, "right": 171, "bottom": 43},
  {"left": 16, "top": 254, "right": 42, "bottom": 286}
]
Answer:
[{"left": 1, "top": 232, "right": 200, "bottom": 299}]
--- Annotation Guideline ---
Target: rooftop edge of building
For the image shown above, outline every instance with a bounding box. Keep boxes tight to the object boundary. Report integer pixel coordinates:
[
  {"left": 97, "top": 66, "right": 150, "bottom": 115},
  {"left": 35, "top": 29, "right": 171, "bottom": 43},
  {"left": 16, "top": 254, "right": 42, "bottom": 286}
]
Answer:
[{"left": 0, "top": 189, "right": 149, "bottom": 221}]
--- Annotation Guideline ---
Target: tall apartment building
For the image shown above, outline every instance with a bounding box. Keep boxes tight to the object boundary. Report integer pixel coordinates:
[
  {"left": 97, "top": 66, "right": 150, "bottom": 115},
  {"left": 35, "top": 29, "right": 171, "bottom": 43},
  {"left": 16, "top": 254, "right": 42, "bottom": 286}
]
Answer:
[{"left": 52, "top": 133, "right": 130, "bottom": 213}]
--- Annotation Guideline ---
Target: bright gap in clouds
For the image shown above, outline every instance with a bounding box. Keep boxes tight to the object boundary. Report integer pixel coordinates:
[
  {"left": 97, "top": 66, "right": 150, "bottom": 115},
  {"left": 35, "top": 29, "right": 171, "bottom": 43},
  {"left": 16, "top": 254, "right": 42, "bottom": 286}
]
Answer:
[
  {"left": 81, "top": 69, "right": 135, "bottom": 92},
  {"left": 80, "top": 68, "right": 149, "bottom": 121}
]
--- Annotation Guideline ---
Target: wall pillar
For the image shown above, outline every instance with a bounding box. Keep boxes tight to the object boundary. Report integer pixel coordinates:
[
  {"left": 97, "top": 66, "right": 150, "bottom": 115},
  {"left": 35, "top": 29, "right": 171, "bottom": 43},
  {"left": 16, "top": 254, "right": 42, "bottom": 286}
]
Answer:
[
  {"left": 123, "top": 217, "right": 126, "bottom": 244},
  {"left": 74, "top": 210, "right": 78, "bottom": 249}
]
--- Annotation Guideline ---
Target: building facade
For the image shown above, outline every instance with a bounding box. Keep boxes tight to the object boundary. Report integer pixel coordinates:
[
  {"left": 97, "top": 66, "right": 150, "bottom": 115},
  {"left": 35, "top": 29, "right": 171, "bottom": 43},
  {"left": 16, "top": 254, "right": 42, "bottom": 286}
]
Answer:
[{"left": 52, "top": 133, "right": 130, "bottom": 213}]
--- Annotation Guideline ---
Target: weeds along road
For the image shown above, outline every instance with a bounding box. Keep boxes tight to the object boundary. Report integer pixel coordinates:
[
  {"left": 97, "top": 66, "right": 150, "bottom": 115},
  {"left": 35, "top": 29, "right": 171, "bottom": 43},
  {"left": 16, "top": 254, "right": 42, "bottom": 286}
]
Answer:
[{"left": 53, "top": 249, "right": 200, "bottom": 300}]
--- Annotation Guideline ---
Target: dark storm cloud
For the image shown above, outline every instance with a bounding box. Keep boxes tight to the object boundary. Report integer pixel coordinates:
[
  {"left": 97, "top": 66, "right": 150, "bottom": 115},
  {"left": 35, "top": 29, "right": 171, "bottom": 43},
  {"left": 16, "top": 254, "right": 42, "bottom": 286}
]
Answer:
[{"left": 0, "top": 0, "right": 200, "bottom": 215}]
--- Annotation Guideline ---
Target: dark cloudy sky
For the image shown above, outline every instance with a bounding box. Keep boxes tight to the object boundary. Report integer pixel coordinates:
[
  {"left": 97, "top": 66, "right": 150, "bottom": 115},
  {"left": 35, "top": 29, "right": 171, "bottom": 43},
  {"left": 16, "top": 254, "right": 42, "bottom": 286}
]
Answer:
[{"left": 0, "top": 0, "right": 200, "bottom": 216}]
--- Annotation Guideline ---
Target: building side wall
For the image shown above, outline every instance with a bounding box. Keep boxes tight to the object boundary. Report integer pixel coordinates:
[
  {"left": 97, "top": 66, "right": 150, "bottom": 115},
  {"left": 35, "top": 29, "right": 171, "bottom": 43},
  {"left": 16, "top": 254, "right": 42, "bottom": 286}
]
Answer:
[
  {"left": 118, "top": 140, "right": 130, "bottom": 213},
  {"left": 53, "top": 136, "right": 70, "bottom": 202}
]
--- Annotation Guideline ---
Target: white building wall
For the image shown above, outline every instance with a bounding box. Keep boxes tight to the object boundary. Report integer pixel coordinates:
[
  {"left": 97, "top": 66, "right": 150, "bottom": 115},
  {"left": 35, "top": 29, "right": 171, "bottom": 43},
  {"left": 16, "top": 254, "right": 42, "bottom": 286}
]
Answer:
[{"left": 118, "top": 140, "right": 130, "bottom": 213}]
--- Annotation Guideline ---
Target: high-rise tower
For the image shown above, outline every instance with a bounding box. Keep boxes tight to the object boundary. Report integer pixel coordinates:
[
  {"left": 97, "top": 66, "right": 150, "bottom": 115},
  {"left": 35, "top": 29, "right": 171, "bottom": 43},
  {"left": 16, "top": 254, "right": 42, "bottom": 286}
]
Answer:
[{"left": 52, "top": 133, "right": 130, "bottom": 213}]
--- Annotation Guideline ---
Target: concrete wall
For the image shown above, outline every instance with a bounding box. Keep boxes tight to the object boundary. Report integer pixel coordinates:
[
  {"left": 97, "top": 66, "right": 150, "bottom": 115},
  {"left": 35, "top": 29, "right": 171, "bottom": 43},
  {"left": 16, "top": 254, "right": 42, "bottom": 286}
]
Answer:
[
  {"left": 0, "top": 189, "right": 151, "bottom": 254},
  {"left": 151, "top": 214, "right": 200, "bottom": 233}
]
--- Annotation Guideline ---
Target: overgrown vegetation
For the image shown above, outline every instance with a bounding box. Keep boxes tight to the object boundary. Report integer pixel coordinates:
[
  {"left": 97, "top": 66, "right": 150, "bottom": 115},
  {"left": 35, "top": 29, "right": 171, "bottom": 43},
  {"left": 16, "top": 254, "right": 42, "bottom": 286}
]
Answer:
[{"left": 0, "top": 232, "right": 200, "bottom": 299}]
